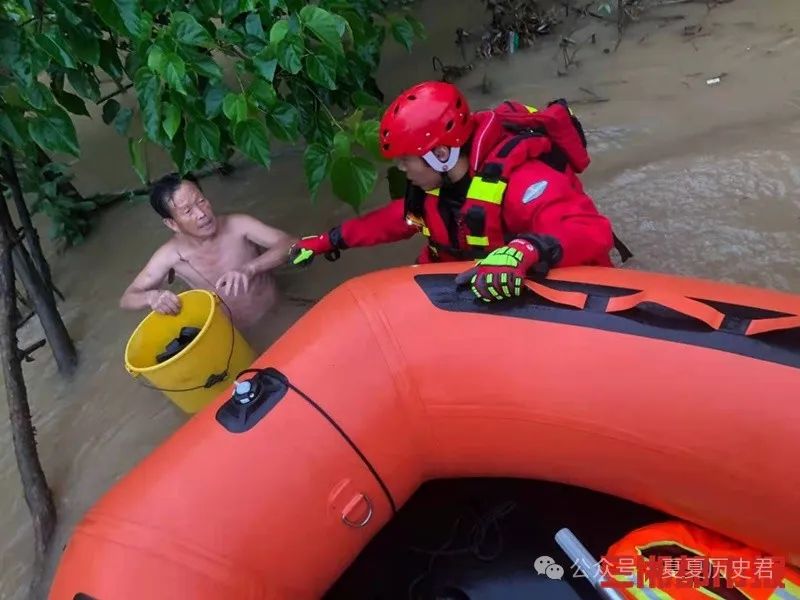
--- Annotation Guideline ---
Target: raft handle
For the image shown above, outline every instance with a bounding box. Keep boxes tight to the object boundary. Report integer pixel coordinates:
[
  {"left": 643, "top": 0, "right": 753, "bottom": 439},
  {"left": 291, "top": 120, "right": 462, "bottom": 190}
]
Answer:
[
  {"left": 524, "top": 280, "right": 589, "bottom": 309},
  {"left": 605, "top": 291, "right": 726, "bottom": 330},
  {"left": 745, "top": 315, "right": 800, "bottom": 336},
  {"left": 341, "top": 493, "right": 373, "bottom": 528}
]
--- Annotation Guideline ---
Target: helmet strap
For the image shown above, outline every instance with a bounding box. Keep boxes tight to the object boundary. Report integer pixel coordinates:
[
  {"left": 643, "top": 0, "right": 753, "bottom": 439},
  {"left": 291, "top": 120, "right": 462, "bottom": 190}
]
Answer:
[{"left": 422, "top": 147, "right": 461, "bottom": 173}]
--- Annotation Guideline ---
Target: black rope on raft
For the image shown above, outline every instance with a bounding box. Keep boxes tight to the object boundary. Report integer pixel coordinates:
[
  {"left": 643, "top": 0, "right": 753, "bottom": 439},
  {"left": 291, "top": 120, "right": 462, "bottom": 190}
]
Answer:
[
  {"left": 286, "top": 379, "right": 398, "bottom": 515},
  {"left": 406, "top": 501, "right": 517, "bottom": 600}
]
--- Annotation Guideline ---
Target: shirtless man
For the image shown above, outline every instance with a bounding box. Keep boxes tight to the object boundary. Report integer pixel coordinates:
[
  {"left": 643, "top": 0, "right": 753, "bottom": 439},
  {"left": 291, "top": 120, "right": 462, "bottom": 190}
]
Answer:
[{"left": 120, "top": 173, "right": 296, "bottom": 332}]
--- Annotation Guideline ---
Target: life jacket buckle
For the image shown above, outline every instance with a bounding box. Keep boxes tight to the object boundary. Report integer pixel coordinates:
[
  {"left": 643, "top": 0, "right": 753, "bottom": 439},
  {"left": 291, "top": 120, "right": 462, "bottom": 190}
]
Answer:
[{"left": 405, "top": 213, "right": 425, "bottom": 229}]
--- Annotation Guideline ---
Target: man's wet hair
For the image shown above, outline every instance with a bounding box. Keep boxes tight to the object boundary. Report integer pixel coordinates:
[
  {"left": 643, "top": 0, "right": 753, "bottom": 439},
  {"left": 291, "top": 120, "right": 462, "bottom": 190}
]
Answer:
[{"left": 149, "top": 172, "right": 201, "bottom": 219}]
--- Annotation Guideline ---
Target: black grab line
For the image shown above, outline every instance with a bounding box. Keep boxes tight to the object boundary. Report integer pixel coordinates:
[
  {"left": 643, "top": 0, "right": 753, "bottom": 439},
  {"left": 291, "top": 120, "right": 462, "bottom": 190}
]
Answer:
[
  {"left": 414, "top": 274, "right": 800, "bottom": 371},
  {"left": 287, "top": 381, "right": 398, "bottom": 514}
]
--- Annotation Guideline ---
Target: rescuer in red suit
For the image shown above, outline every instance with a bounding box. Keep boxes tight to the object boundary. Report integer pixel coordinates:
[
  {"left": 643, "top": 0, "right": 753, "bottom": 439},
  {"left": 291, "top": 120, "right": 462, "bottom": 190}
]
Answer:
[{"left": 289, "top": 81, "right": 626, "bottom": 303}]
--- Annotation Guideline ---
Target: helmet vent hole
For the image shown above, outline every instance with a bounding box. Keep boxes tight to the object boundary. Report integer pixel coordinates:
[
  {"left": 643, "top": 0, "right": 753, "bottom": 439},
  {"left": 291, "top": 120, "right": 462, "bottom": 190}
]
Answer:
[
  {"left": 456, "top": 98, "right": 462, "bottom": 108},
  {"left": 393, "top": 105, "right": 400, "bottom": 115},
  {"left": 383, "top": 143, "right": 390, "bottom": 151},
  {"left": 445, "top": 120, "right": 454, "bottom": 131},
  {"left": 408, "top": 94, "right": 416, "bottom": 100}
]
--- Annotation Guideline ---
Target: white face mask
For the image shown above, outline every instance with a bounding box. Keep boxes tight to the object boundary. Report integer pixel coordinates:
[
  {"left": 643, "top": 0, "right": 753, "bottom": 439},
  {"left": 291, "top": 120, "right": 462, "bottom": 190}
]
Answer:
[{"left": 422, "top": 146, "right": 461, "bottom": 173}]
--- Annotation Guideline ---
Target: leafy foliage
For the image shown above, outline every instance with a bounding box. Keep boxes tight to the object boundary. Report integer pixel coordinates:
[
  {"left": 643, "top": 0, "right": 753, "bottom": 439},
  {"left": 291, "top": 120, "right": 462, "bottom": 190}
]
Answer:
[{"left": 0, "top": 0, "right": 426, "bottom": 245}]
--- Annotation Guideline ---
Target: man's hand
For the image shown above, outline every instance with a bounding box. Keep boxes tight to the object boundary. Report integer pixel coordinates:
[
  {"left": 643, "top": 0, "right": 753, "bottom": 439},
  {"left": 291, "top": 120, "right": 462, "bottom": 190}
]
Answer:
[
  {"left": 216, "top": 269, "right": 251, "bottom": 297},
  {"left": 454, "top": 239, "right": 540, "bottom": 303},
  {"left": 288, "top": 233, "right": 335, "bottom": 266},
  {"left": 148, "top": 290, "right": 182, "bottom": 315}
]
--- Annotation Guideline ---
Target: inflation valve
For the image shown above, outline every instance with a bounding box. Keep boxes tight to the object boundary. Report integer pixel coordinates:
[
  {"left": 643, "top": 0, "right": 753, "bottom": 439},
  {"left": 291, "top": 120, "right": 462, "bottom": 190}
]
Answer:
[{"left": 215, "top": 367, "right": 289, "bottom": 433}]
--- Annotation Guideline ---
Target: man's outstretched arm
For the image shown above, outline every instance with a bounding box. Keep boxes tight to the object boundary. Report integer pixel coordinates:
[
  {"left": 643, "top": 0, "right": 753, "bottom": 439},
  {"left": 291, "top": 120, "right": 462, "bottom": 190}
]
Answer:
[
  {"left": 234, "top": 214, "right": 297, "bottom": 276},
  {"left": 120, "top": 244, "right": 181, "bottom": 314}
]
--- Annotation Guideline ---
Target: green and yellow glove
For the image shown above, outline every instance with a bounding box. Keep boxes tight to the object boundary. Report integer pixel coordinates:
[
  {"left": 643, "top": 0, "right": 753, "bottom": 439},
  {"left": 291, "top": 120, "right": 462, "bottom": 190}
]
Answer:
[
  {"left": 454, "top": 239, "right": 540, "bottom": 302},
  {"left": 288, "top": 233, "right": 337, "bottom": 266}
]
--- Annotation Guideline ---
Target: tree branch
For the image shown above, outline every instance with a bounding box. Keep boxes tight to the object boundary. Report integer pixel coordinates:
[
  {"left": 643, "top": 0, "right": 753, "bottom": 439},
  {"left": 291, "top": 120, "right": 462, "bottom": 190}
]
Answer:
[{"left": 97, "top": 82, "right": 134, "bottom": 104}]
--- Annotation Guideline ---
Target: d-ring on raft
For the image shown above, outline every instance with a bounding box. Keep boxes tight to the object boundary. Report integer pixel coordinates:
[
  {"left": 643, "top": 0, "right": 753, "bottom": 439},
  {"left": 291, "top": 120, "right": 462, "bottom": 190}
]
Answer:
[{"left": 50, "top": 262, "right": 800, "bottom": 599}]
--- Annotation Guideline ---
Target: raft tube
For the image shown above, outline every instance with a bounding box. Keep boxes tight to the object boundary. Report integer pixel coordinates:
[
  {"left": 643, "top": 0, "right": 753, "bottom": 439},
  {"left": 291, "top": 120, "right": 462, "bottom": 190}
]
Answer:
[{"left": 50, "top": 263, "right": 800, "bottom": 599}]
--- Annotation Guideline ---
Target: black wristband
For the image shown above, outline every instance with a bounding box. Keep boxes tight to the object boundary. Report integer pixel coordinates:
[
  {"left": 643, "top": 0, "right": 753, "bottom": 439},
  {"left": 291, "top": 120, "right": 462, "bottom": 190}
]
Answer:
[
  {"left": 513, "top": 233, "right": 563, "bottom": 267},
  {"left": 328, "top": 225, "right": 349, "bottom": 250}
]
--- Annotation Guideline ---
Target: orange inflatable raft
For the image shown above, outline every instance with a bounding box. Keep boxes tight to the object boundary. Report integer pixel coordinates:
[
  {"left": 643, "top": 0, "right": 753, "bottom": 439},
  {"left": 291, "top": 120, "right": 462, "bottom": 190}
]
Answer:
[{"left": 50, "top": 263, "right": 800, "bottom": 599}]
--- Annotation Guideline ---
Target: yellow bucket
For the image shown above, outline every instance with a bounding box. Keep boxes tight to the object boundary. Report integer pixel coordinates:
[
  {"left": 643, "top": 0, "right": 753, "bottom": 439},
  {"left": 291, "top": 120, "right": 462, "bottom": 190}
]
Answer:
[{"left": 124, "top": 289, "right": 256, "bottom": 414}]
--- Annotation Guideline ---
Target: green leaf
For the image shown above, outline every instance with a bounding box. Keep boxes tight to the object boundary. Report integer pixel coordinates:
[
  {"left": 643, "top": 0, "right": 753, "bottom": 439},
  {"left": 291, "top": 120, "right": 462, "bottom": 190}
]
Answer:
[
  {"left": 67, "top": 68, "right": 101, "bottom": 102},
  {"left": 233, "top": 118, "right": 270, "bottom": 166},
  {"left": 391, "top": 17, "right": 415, "bottom": 52},
  {"left": 305, "top": 54, "right": 337, "bottom": 90},
  {"left": 351, "top": 90, "right": 383, "bottom": 110},
  {"left": 221, "top": 0, "right": 246, "bottom": 22},
  {"left": 248, "top": 79, "right": 276, "bottom": 108},
  {"left": 95, "top": 0, "right": 143, "bottom": 39},
  {"left": 330, "top": 156, "right": 377, "bottom": 211},
  {"left": 264, "top": 101, "right": 299, "bottom": 141},
  {"left": 102, "top": 99, "right": 121, "bottom": 125},
  {"left": 36, "top": 32, "right": 77, "bottom": 68},
  {"left": 171, "top": 11, "right": 214, "bottom": 47},
  {"left": 406, "top": 15, "right": 426, "bottom": 40},
  {"left": 252, "top": 46, "right": 278, "bottom": 81},
  {"left": 138, "top": 10, "right": 154, "bottom": 40},
  {"left": 72, "top": 200, "right": 100, "bottom": 212},
  {"left": 276, "top": 33, "right": 303, "bottom": 75},
  {"left": 169, "top": 126, "right": 187, "bottom": 171},
  {"left": 245, "top": 12, "right": 264, "bottom": 38},
  {"left": 216, "top": 27, "right": 244, "bottom": 45},
  {"left": 304, "top": 142, "right": 330, "bottom": 200},
  {"left": 355, "top": 118, "right": 382, "bottom": 159},
  {"left": 299, "top": 6, "right": 343, "bottom": 54},
  {"left": 269, "top": 19, "right": 289, "bottom": 45},
  {"left": 128, "top": 137, "right": 148, "bottom": 184},
  {"left": 99, "top": 40, "right": 124, "bottom": 80},
  {"left": 54, "top": 89, "right": 90, "bottom": 117},
  {"left": 65, "top": 30, "right": 101, "bottom": 65},
  {"left": 162, "top": 53, "right": 187, "bottom": 94},
  {"left": 162, "top": 104, "right": 182, "bottom": 140},
  {"left": 0, "top": 111, "right": 27, "bottom": 147},
  {"left": 185, "top": 51, "right": 223, "bottom": 80},
  {"left": 0, "top": 21, "right": 31, "bottom": 86},
  {"left": 222, "top": 0, "right": 255, "bottom": 22},
  {"left": 186, "top": 119, "right": 221, "bottom": 160},
  {"left": 195, "top": 0, "right": 220, "bottom": 19},
  {"left": 22, "top": 81, "right": 56, "bottom": 111},
  {"left": 204, "top": 81, "right": 227, "bottom": 117},
  {"left": 223, "top": 92, "right": 249, "bottom": 123},
  {"left": 133, "top": 68, "right": 162, "bottom": 142},
  {"left": 333, "top": 131, "right": 351, "bottom": 158},
  {"left": 147, "top": 44, "right": 166, "bottom": 72},
  {"left": 28, "top": 107, "right": 80, "bottom": 157},
  {"left": 114, "top": 107, "right": 134, "bottom": 135}
]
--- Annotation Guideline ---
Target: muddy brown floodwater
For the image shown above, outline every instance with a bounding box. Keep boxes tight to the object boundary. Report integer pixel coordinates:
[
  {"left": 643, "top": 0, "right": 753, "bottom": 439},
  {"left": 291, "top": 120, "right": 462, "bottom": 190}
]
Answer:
[{"left": 2, "top": 0, "right": 800, "bottom": 597}]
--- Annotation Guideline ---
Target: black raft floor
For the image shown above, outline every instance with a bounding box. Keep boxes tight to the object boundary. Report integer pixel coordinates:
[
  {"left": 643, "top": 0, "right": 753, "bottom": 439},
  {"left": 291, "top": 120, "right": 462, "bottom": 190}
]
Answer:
[{"left": 324, "top": 478, "right": 670, "bottom": 600}]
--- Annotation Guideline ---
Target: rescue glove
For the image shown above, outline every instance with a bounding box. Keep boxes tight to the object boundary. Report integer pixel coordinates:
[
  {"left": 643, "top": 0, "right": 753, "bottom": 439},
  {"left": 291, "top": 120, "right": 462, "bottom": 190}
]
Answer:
[
  {"left": 454, "top": 239, "right": 540, "bottom": 303},
  {"left": 288, "top": 232, "right": 341, "bottom": 266}
]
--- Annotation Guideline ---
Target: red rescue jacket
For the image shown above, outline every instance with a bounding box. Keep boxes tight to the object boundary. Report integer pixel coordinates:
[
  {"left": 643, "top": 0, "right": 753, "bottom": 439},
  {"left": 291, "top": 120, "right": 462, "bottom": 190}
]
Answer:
[{"left": 337, "top": 99, "right": 631, "bottom": 269}]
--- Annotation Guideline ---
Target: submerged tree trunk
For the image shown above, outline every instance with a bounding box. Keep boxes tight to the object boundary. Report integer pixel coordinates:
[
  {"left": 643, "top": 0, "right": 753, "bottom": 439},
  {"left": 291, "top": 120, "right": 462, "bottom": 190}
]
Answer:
[
  {"left": 0, "top": 193, "right": 77, "bottom": 375},
  {"left": 0, "top": 198, "right": 57, "bottom": 595},
  {"left": 3, "top": 145, "right": 64, "bottom": 301}
]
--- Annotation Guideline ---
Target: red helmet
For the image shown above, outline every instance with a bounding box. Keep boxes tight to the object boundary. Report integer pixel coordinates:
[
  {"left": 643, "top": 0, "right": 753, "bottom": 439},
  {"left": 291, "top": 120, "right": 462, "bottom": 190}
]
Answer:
[{"left": 379, "top": 81, "right": 474, "bottom": 160}]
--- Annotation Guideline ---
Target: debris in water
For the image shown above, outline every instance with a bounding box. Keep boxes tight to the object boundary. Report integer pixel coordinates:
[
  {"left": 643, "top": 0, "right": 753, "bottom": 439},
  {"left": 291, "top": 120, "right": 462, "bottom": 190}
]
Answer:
[
  {"left": 432, "top": 56, "right": 474, "bottom": 83},
  {"left": 475, "top": 0, "right": 561, "bottom": 59},
  {"left": 706, "top": 72, "right": 728, "bottom": 86}
]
